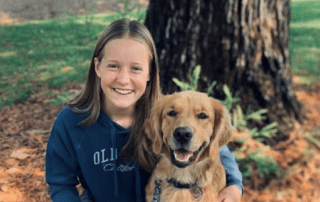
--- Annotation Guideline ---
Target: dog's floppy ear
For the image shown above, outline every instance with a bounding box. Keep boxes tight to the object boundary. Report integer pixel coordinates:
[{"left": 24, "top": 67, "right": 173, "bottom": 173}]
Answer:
[
  {"left": 211, "top": 98, "right": 234, "bottom": 147},
  {"left": 144, "top": 99, "right": 165, "bottom": 155}
]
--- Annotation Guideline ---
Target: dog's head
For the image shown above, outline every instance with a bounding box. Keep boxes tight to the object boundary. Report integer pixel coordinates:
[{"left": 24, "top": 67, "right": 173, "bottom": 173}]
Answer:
[{"left": 145, "top": 91, "right": 233, "bottom": 168}]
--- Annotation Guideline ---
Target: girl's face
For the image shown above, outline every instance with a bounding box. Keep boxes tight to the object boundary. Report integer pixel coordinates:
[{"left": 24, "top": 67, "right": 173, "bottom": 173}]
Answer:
[{"left": 94, "top": 37, "right": 150, "bottom": 116}]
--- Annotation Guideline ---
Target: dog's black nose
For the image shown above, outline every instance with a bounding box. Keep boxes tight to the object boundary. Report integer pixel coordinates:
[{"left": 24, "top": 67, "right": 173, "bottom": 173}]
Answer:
[{"left": 173, "top": 127, "right": 193, "bottom": 144}]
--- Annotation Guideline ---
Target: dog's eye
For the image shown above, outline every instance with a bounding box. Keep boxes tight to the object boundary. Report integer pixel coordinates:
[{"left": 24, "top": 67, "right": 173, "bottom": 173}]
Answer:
[
  {"left": 197, "top": 113, "right": 208, "bottom": 119},
  {"left": 167, "top": 110, "right": 177, "bottom": 117}
]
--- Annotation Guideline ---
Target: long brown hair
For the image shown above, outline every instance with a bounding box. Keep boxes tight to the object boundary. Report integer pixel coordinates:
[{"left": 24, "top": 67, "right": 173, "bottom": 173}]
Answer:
[{"left": 67, "top": 19, "right": 161, "bottom": 172}]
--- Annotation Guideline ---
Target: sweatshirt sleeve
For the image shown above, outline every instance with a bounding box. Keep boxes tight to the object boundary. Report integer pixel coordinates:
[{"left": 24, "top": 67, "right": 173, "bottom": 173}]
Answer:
[
  {"left": 220, "top": 145, "right": 244, "bottom": 194},
  {"left": 45, "top": 114, "right": 81, "bottom": 202}
]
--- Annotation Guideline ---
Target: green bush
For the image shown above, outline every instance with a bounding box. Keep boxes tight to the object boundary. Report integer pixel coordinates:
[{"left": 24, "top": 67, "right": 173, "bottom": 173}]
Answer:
[{"left": 236, "top": 149, "right": 280, "bottom": 182}]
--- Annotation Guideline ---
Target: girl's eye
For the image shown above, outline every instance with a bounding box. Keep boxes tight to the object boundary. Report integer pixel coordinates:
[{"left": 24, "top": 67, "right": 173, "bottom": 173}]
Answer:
[
  {"left": 132, "top": 66, "right": 142, "bottom": 72},
  {"left": 108, "top": 64, "right": 118, "bottom": 69}
]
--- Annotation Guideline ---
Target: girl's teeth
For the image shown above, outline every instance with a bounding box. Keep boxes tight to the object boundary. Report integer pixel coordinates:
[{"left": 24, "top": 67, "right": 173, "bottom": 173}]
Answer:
[{"left": 114, "top": 89, "right": 132, "bottom": 95}]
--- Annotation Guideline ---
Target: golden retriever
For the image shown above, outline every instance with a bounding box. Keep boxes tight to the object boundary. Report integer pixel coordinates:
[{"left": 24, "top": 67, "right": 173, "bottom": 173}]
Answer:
[{"left": 145, "top": 91, "right": 233, "bottom": 202}]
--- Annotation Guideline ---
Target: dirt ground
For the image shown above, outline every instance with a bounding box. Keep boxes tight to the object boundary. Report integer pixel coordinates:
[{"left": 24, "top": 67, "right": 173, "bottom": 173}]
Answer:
[{"left": 0, "top": 76, "right": 319, "bottom": 202}]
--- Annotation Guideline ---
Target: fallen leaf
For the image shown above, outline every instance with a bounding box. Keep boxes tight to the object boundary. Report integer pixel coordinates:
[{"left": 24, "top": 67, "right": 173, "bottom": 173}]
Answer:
[
  {"left": 5, "top": 158, "right": 19, "bottom": 167},
  {"left": 0, "top": 185, "right": 8, "bottom": 192},
  {"left": 5, "top": 167, "right": 24, "bottom": 175},
  {"left": 33, "top": 169, "right": 45, "bottom": 178},
  {"left": 10, "top": 149, "right": 30, "bottom": 160}
]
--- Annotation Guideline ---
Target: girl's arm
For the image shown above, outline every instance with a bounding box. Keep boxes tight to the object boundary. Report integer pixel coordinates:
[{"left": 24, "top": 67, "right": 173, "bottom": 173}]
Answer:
[
  {"left": 219, "top": 145, "right": 243, "bottom": 201},
  {"left": 45, "top": 118, "right": 81, "bottom": 202}
]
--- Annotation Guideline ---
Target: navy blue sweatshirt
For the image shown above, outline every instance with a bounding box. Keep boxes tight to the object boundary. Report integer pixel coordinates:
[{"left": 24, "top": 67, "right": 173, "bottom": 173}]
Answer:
[{"left": 46, "top": 106, "right": 242, "bottom": 202}]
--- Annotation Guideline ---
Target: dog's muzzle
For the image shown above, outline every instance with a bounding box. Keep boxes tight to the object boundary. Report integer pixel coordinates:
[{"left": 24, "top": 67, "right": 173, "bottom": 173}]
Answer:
[
  {"left": 170, "top": 127, "right": 205, "bottom": 168},
  {"left": 173, "top": 127, "right": 193, "bottom": 148}
]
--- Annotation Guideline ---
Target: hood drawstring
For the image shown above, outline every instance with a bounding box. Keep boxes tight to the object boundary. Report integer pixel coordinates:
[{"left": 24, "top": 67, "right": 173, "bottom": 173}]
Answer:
[
  {"left": 110, "top": 124, "right": 119, "bottom": 197},
  {"left": 109, "top": 120, "right": 142, "bottom": 201},
  {"left": 135, "top": 166, "right": 143, "bottom": 202}
]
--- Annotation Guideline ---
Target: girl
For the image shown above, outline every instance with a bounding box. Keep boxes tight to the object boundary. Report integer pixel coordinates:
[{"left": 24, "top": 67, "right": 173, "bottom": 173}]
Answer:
[{"left": 45, "top": 19, "right": 243, "bottom": 202}]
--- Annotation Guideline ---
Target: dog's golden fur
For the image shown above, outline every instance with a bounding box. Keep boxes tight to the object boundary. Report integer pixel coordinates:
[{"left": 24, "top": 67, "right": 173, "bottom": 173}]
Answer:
[{"left": 144, "top": 91, "right": 233, "bottom": 202}]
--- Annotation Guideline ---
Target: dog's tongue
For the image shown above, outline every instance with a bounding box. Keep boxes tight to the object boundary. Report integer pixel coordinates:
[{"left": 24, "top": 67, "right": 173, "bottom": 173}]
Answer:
[{"left": 174, "top": 151, "right": 193, "bottom": 162}]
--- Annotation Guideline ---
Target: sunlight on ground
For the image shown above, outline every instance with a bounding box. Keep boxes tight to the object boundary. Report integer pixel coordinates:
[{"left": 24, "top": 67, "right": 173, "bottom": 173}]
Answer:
[
  {"left": 0, "top": 51, "right": 16, "bottom": 58},
  {"left": 0, "top": 168, "right": 27, "bottom": 202},
  {"left": 290, "top": 19, "right": 320, "bottom": 29}
]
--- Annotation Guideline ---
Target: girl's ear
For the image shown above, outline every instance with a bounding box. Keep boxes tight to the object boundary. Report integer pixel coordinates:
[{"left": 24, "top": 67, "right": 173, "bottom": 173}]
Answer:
[{"left": 94, "top": 57, "right": 101, "bottom": 78}]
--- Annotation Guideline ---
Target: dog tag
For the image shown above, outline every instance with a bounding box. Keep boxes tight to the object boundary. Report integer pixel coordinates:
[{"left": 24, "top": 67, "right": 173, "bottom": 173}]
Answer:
[{"left": 190, "top": 186, "right": 203, "bottom": 201}]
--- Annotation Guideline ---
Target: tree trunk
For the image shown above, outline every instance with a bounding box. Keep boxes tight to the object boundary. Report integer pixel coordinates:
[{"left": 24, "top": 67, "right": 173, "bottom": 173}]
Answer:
[{"left": 145, "top": 0, "right": 303, "bottom": 137}]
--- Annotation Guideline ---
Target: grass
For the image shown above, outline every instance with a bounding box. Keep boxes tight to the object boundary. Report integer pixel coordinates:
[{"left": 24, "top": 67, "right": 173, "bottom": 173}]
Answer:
[
  {"left": 289, "top": 0, "right": 320, "bottom": 78},
  {"left": 0, "top": 1, "right": 318, "bottom": 109},
  {"left": 0, "top": 10, "right": 146, "bottom": 108},
  {"left": 0, "top": 20, "right": 99, "bottom": 107}
]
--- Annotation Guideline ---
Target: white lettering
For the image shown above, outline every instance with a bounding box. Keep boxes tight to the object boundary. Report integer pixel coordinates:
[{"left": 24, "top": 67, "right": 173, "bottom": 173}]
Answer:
[
  {"left": 110, "top": 148, "right": 114, "bottom": 161},
  {"left": 93, "top": 148, "right": 119, "bottom": 165},
  {"left": 102, "top": 163, "right": 136, "bottom": 172},
  {"left": 101, "top": 149, "right": 109, "bottom": 163},
  {"left": 103, "top": 163, "right": 115, "bottom": 172},
  {"left": 93, "top": 152, "right": 100, "bottom": 165},
  {"left": 117, "top": 164, "right": 136, "bottom": 172}
]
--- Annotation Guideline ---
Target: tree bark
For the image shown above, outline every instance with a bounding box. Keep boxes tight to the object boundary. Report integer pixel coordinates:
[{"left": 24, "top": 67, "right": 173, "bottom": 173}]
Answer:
[{"left": 145, "top": 0, "right": 303, "bottom": 137}]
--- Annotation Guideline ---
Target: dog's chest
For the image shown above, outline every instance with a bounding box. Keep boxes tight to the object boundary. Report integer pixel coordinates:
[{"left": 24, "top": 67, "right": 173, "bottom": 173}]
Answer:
[
  {"left": 159, "top": 183, "right": 216, "bottom": 202},
  {"left": 160, "top": 185, "right": 198, "bottom": 202}
]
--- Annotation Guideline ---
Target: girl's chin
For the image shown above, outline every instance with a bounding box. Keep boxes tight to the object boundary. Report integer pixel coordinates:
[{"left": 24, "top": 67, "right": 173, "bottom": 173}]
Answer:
[{"left": 107, "top": 100, "right": 136, "bottom": 111}]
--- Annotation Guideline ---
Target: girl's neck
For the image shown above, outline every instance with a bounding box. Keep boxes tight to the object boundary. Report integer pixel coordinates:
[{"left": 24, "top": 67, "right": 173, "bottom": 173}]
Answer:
[{"left": 102, "top": 105, "right": 134, "bottom": 129}]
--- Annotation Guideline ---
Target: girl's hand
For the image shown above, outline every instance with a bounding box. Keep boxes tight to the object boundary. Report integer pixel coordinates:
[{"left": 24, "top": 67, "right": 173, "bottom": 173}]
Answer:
[{"left": 218, "top": 185, "right": 242, "bottom": 202}]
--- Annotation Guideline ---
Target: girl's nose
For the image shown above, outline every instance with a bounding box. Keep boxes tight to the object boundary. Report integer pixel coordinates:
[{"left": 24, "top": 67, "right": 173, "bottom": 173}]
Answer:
[{"left": 116, "top": 68, "right": 130, "bottom": 84}]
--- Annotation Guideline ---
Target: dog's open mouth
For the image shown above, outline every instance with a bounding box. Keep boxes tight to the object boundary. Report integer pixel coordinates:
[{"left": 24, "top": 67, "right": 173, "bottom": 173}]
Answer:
[
  {"left": 170, "top": 144, "right": 205, "bottom": 168},
  {"left": 174, "top": 150, "right": 194, "bottom": 162}
]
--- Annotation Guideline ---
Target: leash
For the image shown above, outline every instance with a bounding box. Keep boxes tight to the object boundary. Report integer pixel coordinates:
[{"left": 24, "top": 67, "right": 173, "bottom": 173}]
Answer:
[
  {"left": 152, "top": 179, "right": 162, "bottom": 202},
  {"left": 153, "top": 178, "right": 203, "bottom": 201},
  {"left": 167, "top": 178, "right": 203, "bottom": 201}
]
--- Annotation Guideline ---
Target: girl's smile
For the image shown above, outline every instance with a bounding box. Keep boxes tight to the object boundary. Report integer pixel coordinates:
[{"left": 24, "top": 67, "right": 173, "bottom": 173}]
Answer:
[{"left": 113, "top": 88, "right": 133, "bottom": 95}]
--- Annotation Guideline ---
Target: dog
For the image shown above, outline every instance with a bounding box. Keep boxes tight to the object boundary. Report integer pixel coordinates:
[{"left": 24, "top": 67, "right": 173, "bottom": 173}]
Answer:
[{"left": 144, "top": 91, "right": 233, "bottom": 202}]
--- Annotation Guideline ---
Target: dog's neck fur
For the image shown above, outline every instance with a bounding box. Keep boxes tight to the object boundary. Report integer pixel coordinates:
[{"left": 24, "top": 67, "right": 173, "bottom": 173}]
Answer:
[{"left": 166, "top": 178, "right": 198, "bottom": 189}]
